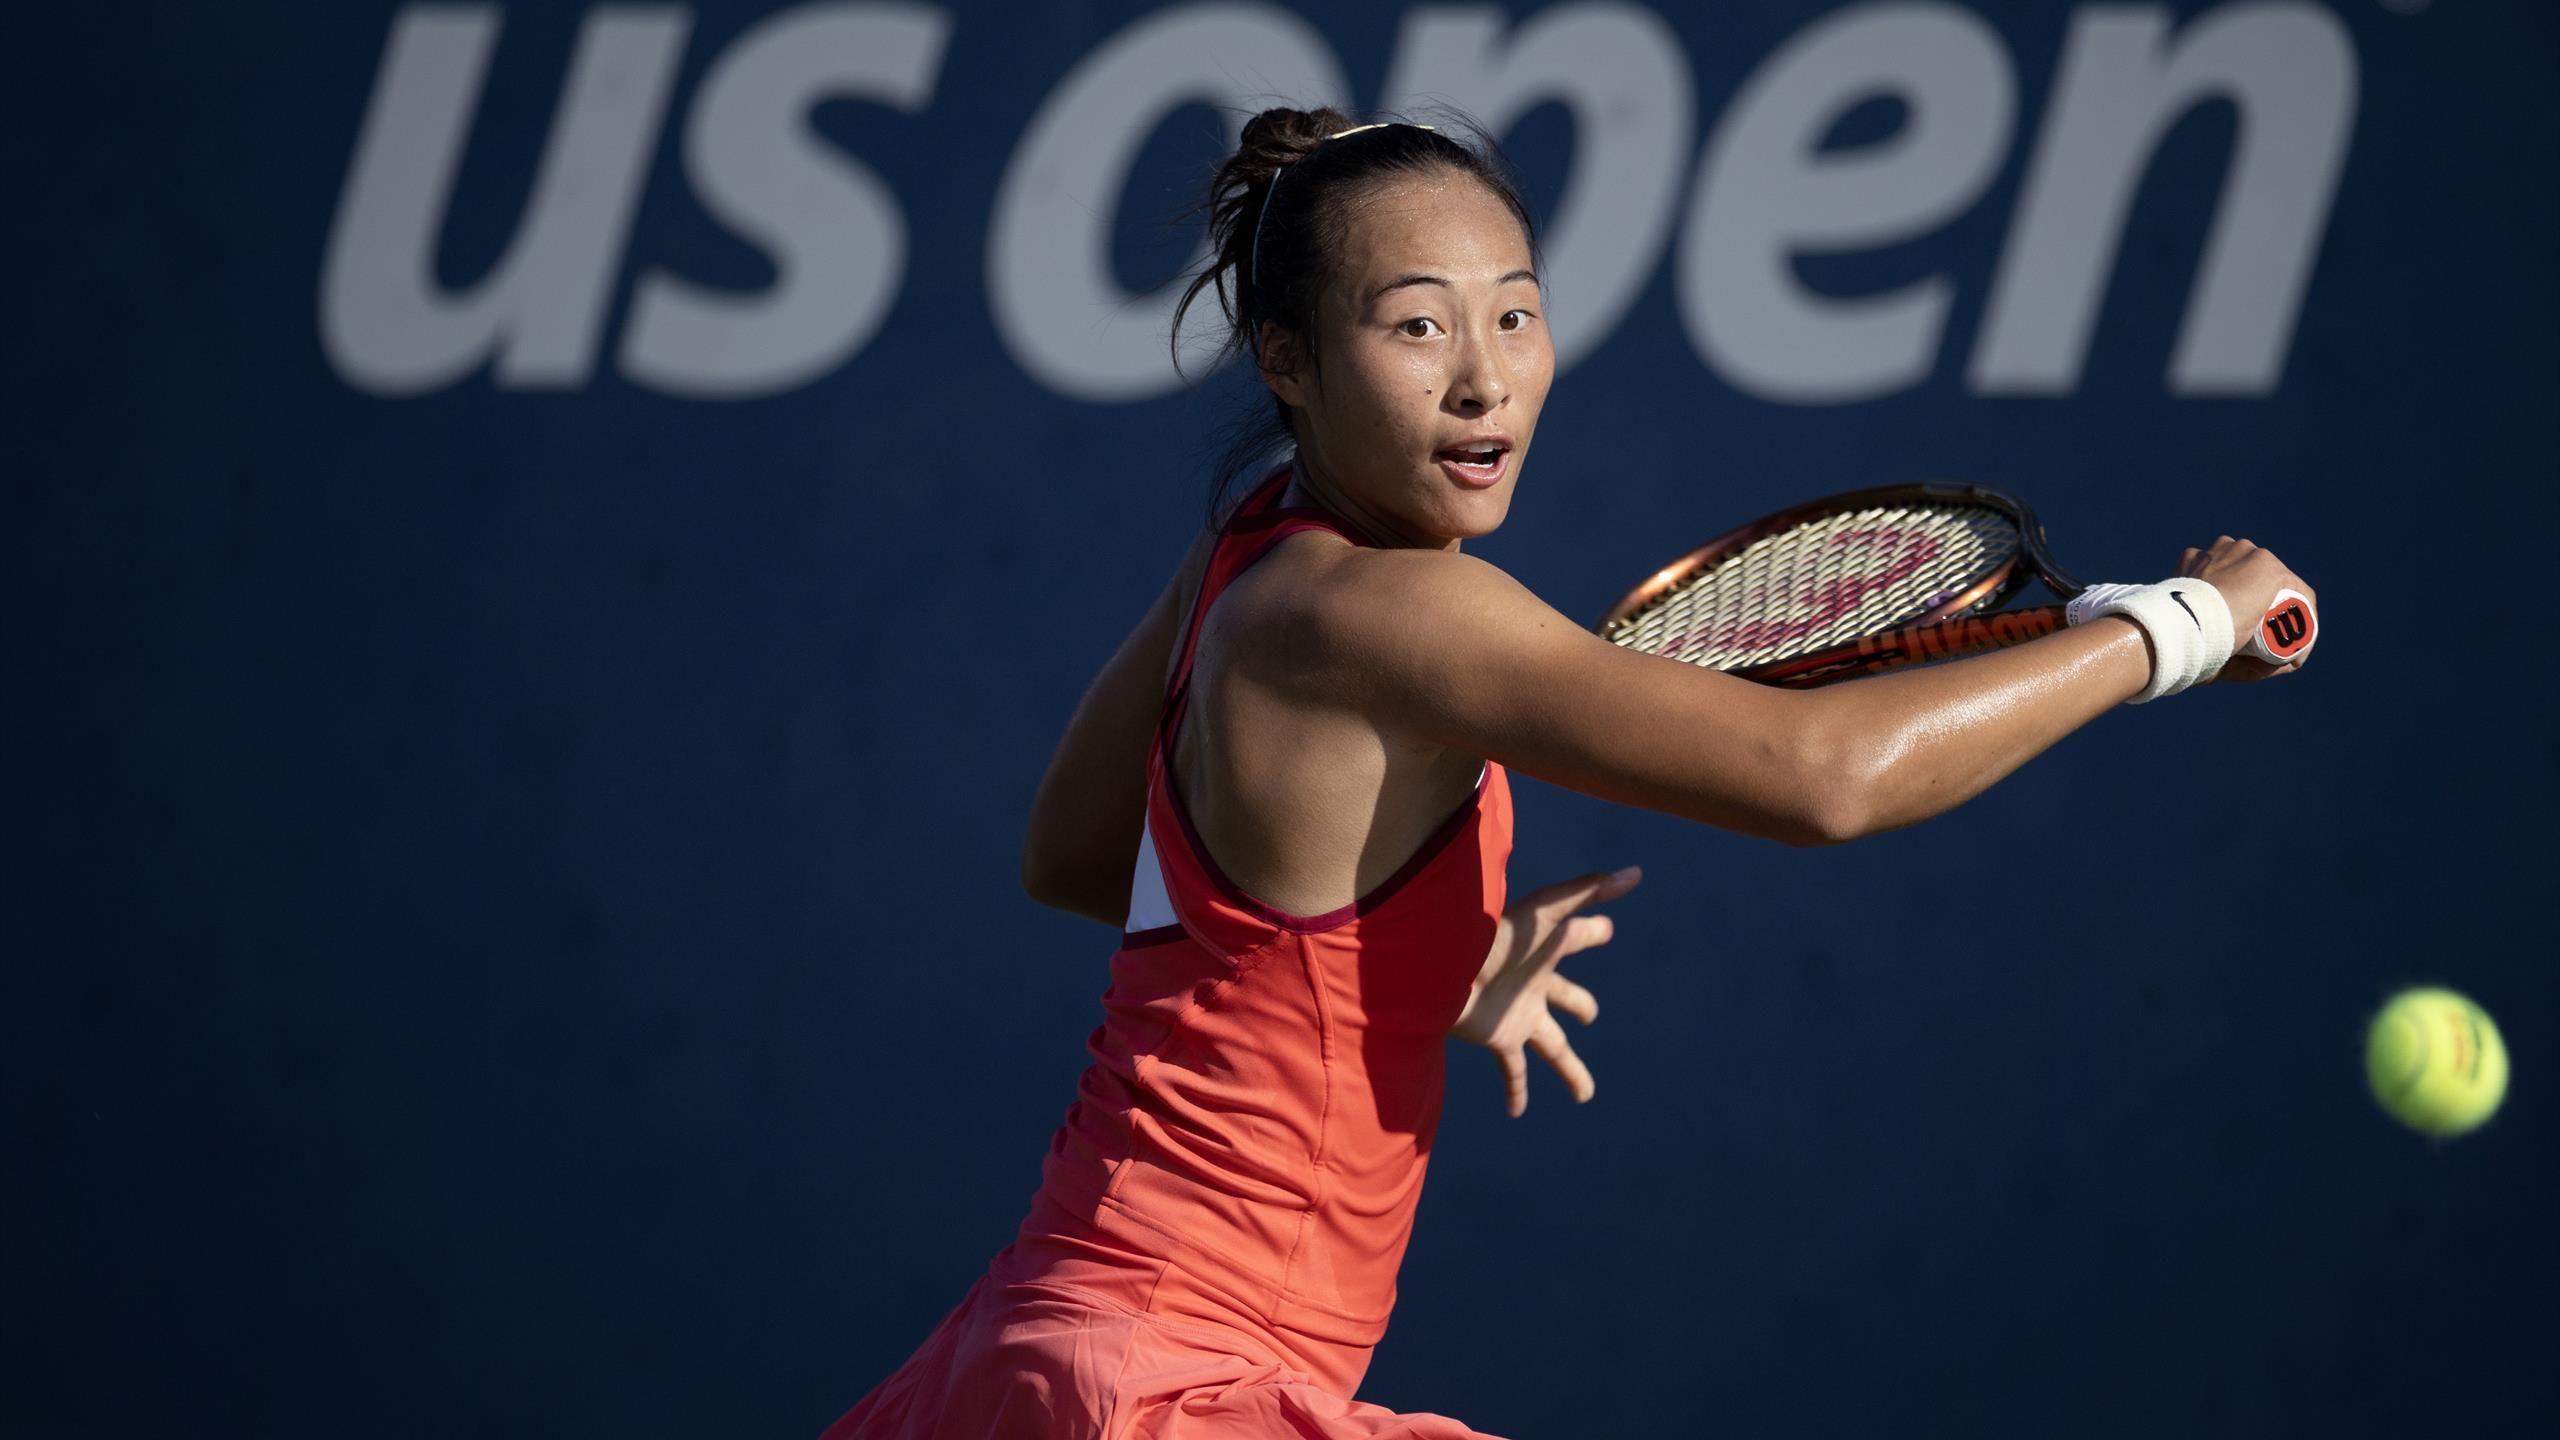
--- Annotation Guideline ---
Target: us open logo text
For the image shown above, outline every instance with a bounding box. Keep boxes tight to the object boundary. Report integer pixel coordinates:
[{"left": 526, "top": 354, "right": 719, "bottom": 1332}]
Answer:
[{"left": 322, "top": 2, "right": 2357, "bottom": 404}]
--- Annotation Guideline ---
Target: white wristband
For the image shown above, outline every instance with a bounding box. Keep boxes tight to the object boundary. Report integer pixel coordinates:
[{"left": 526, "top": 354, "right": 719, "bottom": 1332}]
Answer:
[{"left": 2065, "top": 579, "right": 2234, "bottom": 703}]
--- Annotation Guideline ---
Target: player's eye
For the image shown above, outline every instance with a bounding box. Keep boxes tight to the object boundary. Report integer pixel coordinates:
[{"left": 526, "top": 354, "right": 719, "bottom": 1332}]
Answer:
[
  {"left": 1397, "top": 317, "right": 1442, "bottom": 339},
  {"left": 1498, "top": 309, "right": 1536, "bottom": 332}
]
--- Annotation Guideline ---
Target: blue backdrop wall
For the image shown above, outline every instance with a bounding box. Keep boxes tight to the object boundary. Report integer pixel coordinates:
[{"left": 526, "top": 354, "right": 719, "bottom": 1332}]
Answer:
[{"left": 7, "top": 2, "right": 2555, "bottom": 1436}]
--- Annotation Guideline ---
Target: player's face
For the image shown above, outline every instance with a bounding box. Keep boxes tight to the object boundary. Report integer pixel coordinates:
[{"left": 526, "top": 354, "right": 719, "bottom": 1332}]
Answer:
[{"left": 1264, "top": 174, "right": 1552, "bottom": 548}]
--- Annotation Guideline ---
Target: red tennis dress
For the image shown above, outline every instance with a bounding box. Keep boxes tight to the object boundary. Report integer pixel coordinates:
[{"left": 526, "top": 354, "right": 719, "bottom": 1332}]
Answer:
[{"left": 822, "top": 471, "right": 1515, "bottom": 1438}]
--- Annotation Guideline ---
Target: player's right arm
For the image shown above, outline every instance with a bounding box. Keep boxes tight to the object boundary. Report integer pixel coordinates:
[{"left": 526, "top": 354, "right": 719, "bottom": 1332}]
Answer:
[
  {"left": 1286, "top": 539, "right": 2304, "bottom": 845},
  {"left": 1018, "top": 531, "right": 1212, "bottom": 924}
]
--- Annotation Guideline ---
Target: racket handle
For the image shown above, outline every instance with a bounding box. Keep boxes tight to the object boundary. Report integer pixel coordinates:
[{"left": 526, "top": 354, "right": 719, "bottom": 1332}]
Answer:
[{"left": 2236, "top": 586, "right": 2317, "bottom": 667}]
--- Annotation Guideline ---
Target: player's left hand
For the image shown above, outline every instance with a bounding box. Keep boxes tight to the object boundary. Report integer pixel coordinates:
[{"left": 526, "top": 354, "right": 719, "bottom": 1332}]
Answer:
[{"left": 1451, "top": 865, "right": 1641, "bottom": 1117}]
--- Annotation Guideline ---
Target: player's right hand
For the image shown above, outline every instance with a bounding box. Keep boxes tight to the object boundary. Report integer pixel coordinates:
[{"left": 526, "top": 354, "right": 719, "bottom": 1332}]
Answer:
[{"left": 2179, "top": 535, "right": 2316, "bottom": 681}]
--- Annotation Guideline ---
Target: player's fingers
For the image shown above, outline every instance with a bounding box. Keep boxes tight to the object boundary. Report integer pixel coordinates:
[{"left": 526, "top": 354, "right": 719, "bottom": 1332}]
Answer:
[
  {"left": 1546, "top": 973, "right": 1599, "bottom": 1025},
  {"left": 1556, "top": 913, "right": 1614, "bottom": 957},
  {"left": 1529, "top": 865, "right": 1643, "bottom": 923},
  {"left": 1522, "top": 914, "right": 1613, "bottom": 979},
  {"left": 1496, "top": 1045, "right": 1529, "bottom": 1118},
  {"left": 1529, "top": 1020, "right": 1595, "bottom": 1104},
  {"left": 2178, "top": 546, "right": 2201, "bottom": 577}
]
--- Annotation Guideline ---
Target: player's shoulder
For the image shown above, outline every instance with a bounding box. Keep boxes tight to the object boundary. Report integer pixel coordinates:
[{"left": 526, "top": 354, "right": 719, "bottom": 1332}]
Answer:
[
  {"left": 1241, "top": 533, "right": 1533, "bottom": 667},
  {"left": 1272, "top": 526, "right": 1500, "bottom": 603}
]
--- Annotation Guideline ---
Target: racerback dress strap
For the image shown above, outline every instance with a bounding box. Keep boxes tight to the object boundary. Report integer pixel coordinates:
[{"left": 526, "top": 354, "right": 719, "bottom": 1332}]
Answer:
[{"left": 1159, "top": 466, "right": 1359, "bottom": 748}]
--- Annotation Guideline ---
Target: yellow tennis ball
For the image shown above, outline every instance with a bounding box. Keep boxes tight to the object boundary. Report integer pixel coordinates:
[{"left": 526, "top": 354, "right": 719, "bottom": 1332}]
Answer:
[{"left": 2365, "top": 987, "right": 2508, "bottom": 1137}]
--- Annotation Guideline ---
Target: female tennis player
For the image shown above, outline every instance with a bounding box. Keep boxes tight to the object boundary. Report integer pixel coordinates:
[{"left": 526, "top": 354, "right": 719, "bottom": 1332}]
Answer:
[{"left": 823, "top": 109, "right": 2314, "bottom": 1439}]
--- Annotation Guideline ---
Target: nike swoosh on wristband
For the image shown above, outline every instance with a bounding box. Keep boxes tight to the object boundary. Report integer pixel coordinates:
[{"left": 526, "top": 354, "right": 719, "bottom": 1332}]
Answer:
[{"left": 2169, "top": 591, "right": 2201, "bottom": 629}]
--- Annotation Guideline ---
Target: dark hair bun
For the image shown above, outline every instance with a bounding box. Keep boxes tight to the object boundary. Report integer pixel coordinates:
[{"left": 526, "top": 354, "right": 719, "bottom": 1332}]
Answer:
[{"left": 1231, "top": 107, "right": 1357, "bottom": 186}]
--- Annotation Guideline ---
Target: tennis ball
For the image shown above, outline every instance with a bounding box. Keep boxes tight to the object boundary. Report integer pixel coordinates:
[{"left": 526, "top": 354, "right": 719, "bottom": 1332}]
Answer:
[{"left": 2365, "top": 987, "right": 2507, "bottom": 1137}]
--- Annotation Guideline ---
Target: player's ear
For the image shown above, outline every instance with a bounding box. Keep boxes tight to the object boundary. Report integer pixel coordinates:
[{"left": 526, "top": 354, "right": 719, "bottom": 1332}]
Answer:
[{"left": 1257, "top": 321, "right": 1311, "bottom": 407}]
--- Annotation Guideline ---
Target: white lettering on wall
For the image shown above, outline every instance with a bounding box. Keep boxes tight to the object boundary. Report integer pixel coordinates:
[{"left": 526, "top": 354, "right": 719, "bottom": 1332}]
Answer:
[
  {"left": 314, "top": 1, "right": 2361, "bottom": 405},
  {"left": 1969, "top": 2, "right": 2357, "bottom": 394},
  {"left": 620, "top": 4, "right": 949, "bottom": 399},
  {"left": 320, "top": 6, "right": 689, "bottom": 395},
  {"left": 1678, "top": 3, "right": 2014, "bottom": 404}
]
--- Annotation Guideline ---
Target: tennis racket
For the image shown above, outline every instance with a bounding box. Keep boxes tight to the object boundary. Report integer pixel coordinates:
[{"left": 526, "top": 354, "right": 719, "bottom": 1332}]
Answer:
[{"left": 1595, "top": 483, "right": 2317, "bottom": 688}]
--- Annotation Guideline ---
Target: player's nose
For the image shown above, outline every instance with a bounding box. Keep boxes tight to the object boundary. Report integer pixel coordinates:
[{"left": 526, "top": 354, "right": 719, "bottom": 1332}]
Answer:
[{"left": 1444, "top": 339, "right": 1510, "bottom": 415}]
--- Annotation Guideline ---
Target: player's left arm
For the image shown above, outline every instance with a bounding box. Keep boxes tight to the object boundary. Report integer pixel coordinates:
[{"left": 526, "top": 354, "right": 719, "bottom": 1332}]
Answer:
[{"left": 1020, "top": 531, "right": 1212, "bottom": 926}]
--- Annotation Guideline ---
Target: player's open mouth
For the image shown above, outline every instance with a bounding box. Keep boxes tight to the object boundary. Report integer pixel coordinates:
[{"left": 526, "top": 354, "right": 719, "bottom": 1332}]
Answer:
[{"left": 1434, "top": 443, "right": 1510, "bottom": 489}]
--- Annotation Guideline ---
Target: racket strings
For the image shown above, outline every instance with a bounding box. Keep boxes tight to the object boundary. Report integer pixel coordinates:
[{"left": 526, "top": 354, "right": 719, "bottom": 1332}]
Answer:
[{"left": 1603, "top": 503, "right": 2020, "bottom": 668}]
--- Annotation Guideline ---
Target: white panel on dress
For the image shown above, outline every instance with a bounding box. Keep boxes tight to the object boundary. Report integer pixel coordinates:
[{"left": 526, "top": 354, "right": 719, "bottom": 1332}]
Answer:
[{"left": 1124, "top": 823, "right": 1176, "bottom": 934}]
